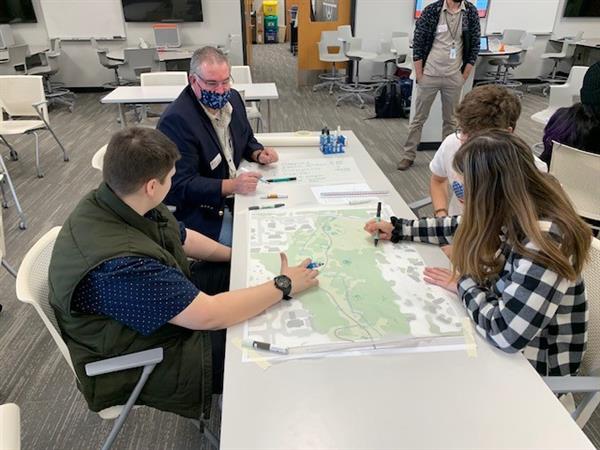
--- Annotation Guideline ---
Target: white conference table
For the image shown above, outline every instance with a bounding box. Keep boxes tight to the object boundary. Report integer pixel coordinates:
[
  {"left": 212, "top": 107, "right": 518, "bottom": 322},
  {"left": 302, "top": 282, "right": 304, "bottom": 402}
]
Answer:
[
  {"left": 100, "top": 83, "right": 279, "bottom": 131},
  {"left": 221, "top": 131, "right": 594, "bottom": 450}
]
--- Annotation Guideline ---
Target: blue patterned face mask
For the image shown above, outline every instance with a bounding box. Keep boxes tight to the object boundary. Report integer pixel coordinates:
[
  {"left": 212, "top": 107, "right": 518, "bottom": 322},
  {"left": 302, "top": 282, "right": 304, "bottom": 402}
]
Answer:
[{"left": 199, "top": 89, "right": 231, "bottom": 110}]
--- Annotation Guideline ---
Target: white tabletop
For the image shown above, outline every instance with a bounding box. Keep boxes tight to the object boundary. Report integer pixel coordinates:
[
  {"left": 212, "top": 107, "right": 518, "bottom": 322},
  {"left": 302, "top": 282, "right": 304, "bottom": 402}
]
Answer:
[
  {"left": 107, "top": 47, "right": 195, "bottom": 62},
  {"left": 100, "top": 83, "right": 279, "bottom": 104},
  {"left": 220, "top": 131, "right": 594, "bottom": 450},
  {"left": 479, "top": 44, "right": 523, "bottom": 57}
]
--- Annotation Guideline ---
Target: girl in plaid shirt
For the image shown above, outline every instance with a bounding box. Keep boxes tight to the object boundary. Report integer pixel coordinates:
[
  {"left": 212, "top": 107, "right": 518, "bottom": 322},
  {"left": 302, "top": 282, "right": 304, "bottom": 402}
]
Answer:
[{"left": 365, "top": 130, "right": 592, "bottom": 376}]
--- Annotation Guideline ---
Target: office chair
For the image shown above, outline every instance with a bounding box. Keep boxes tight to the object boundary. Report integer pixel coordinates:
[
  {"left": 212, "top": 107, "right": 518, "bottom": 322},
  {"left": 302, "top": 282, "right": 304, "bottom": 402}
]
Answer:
[
  {"left": 371, "top": 40, "right": 399, "bottom": 83},
  {"left": 336, "top": 36, "right": 376, "bottom": 108},
  {"left": 489, "top": 33, "right": 536, "bottom": 94},
  {"left": 25, "top": 42, "right": 76, "bottom": 112},
  {"left": 549, "top": 142, "right": 600, "bottom": 234},
  {"left": 391, "top": 35, "right": 411, "bottom": 71},
  {"left": 313, "top": 30, "right": 348, "bottom": 95},
  {"left": 486, "top": 29, "right": 526, "bottom": 83},
  {"left": 540, "top": 38, "right": 579, "bottom": 85},
  {"left": 120, "top": 48, "right": 160, "bottom": 84},
  {"left": 543, "top": 237, "right": 600, "bottom": 426},
  {"left": 139, "top": 71, "right": 187, "bottom": 125},
  {"left": 531, "top": 66, "right": 588, "bottom": 126},
  {"left": 0, "top": 44, "right": 29, "bottom": 75},
  {"left": 230, "top": 65, "right": 263, "bottom": 131},
  {"left": 0, "top": 75, "right": 69, "bottom": 178},
  {"left": 0, "top": 150, "right": 26, "bottom": 230},
  {"left": 90, "top": 38, "right": 123, "bottom": 87}
]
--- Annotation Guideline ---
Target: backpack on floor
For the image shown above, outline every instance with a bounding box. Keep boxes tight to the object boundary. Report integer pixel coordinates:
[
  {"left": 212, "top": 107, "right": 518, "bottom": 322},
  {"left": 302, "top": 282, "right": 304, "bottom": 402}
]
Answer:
[{"left": 374, "top": 82, "right": 405, "bottom": 118}]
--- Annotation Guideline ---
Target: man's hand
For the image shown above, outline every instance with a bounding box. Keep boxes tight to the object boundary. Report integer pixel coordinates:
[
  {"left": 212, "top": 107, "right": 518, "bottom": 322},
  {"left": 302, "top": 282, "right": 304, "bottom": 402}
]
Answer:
[
  {"left": 231, "top": 171, "right": 262, "bottom": 194},
  {"left": 258, "top": 147, "right": 279, "bottom": 165},
  {"left": 279, "top": 253, "right": 319, "bottom": 295},
  {"left": 364, "top": 219, "right": 394, "bottom": 241},
  {"left": 423, "top": 267, "right": 458, "bottom": 294}
]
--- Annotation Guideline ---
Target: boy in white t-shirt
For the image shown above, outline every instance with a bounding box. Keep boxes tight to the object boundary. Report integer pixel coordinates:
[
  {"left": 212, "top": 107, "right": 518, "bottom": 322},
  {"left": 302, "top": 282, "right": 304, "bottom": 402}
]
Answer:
[{"left": 429, "top": 85, "right": 547, "bottom": 218}]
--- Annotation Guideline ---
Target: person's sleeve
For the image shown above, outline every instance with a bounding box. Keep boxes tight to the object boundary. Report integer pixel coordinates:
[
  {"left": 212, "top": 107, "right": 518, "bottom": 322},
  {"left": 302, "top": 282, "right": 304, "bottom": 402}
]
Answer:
[
  {"left": 178, "top": 221, "right": 187, "bottom": 243},
  {"left": 412, "top": 13, "right": 428, "bottom": 62},
  {"left": 429, "top": 138, "right": 450, "bottom": 177},
  {"left": 467, "top": 7, "right": 481, "bottom": 66},
  {"left": 74, "top": 257, "right": 199, "bottom": 336},
  {"left": 390, "top": 216, "right": 461, "bottom": 246},
  {"left": 158, "top": 116, "right": 224, "bottom": 209},
  {"left": 458, "top": 249, "right": 571, "bottom": 353}
]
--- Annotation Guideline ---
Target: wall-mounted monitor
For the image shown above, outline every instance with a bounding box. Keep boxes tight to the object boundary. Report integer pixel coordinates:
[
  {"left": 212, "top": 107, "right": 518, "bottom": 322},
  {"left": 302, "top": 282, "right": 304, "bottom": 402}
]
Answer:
[
  {"left": 564, "top": 0, "right": 600, "bottom": 17},
  {"left": 121, "top": 0, "right": 203, "bottom": 22},
  {"left": 0, "top": 0, "right": 37, "bottom": 24},
  {"left": 415, "top": 0, "right": 489, "bottom": 19}
]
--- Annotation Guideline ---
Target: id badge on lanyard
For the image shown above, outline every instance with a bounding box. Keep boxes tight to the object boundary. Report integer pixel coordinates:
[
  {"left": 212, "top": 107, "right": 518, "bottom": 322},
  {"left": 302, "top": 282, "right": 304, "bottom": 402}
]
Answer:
[{"left": 450, "top": 46, "right": 457, "bottom": 59}]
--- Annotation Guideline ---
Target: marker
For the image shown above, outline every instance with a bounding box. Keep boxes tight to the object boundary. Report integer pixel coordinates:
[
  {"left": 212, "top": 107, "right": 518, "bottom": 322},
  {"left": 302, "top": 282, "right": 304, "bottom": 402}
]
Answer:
[
  {"left": 260, "top": 194, "right": 288, "bottom": 199},
  {"left": 248, "top": 203, "right": 285, "bottom": 210},
  {"left": 348, "top": 198, "right": 371, "bottom": 205},
  {"left": 307, "top": 262, "right": 324, "bottom": 269},
  {"left": 374, "top": 201, "right": 382, "bottom": 247},
  {"left": 243, "top": 339, "right": 289, "bottom": 355},
  {"left": 265, "top": 177, "right": 297, "bottom": 183},
  {"left": 239, "top": 167, "right": 268, "bottom": 183}
]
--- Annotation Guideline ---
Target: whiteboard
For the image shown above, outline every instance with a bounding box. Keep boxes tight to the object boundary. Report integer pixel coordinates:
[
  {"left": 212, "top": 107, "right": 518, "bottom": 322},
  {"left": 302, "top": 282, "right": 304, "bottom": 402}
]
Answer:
[
  {"left": 40, "top": 0, "right": 127, "bottom": 40},
  {"left": 486, "top": 0, "right": 560, "bottom": 34}
]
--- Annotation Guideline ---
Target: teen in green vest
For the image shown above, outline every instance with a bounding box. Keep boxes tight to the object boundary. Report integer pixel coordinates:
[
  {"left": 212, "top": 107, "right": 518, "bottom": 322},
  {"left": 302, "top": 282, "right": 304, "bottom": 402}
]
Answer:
[{"left": 49, "top": 127, "right": 319, "bottom": 420}]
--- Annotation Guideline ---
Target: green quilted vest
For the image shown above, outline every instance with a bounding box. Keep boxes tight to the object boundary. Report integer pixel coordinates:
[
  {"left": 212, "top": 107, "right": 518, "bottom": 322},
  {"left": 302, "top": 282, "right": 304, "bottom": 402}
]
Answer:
[{"left": 49, "top": 182, "right": 212, "bottom": 419}]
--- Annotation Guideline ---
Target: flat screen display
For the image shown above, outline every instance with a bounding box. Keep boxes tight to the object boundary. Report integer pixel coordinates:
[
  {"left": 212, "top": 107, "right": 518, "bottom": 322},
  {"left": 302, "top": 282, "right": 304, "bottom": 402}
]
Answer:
[
  {"left": 0, "top": 0, "right": 37, "bottom": 24},
  {"left": 415, "top": 0, "right": 489, "bottom": 19},
  {"left": 564, "top": 0, "right": 600, "bottom": 17},
  {"left": 121, "top": 0, "right": 203, "bottom": 22}
]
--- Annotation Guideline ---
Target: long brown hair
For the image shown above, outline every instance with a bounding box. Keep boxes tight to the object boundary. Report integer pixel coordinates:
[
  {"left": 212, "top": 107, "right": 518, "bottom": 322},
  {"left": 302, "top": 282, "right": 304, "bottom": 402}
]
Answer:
[{"left": 451, "top": 130, "right": 591, "bottom": 283}]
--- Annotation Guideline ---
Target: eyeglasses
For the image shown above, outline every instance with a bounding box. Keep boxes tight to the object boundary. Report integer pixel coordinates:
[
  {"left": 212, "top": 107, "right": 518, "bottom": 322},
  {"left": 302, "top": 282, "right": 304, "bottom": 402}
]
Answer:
[{"left": 194, "top": 74, "right": 232, "bottom": 89}]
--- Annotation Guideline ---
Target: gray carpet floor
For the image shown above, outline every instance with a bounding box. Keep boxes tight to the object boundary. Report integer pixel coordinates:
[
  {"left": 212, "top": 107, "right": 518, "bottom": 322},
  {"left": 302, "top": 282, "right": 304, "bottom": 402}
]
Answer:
[{"left": 1, "top": 43, "right": 597, "bottom": 449}]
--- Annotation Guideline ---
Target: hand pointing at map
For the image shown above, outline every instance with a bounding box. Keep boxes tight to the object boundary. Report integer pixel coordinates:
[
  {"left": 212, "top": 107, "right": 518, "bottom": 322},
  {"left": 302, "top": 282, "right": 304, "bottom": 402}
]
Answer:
[
  {"left": 279, "top": 253, "right": 320, "bottom": 295},
  {"left": 364, "top": 219, "right": 394, "bottom": 241}
]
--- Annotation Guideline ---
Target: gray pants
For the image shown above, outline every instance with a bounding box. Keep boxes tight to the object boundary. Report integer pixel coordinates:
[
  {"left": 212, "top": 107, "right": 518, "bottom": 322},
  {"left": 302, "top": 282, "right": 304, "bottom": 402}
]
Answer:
[{"left": 401, "top": 72, "right": 464, "bottom": 161}]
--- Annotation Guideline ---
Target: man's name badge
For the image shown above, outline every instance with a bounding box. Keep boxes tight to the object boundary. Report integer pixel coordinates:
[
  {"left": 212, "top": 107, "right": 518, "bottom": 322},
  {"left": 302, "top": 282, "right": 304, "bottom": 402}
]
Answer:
[
  {"left": 437, "top": 24, "right": 448, "bottom": 33},
  {"left": 449, "top": 47, "right": 457, "bottom": 59},
  {"left": 210, "top": 153, "right": 223, "bottom": 170}
]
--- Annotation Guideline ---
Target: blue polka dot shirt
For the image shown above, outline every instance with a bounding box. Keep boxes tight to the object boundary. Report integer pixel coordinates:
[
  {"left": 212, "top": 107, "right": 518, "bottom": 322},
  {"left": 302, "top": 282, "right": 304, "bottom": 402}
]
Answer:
[{"left": 72, "top": 222, "right": 198, "bottom": 336}]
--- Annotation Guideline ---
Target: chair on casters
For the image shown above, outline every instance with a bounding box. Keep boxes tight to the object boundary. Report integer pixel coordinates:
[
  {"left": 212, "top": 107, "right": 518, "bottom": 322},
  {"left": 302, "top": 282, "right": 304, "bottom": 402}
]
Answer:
[
  {"left": 91, "top": 38, "right": 123, "bottom": 88},
  {"left": 489, "top": 33, "right": 536, "bottom": 95},
  {"left": 543, "top": 237, "right": 600, "bottom": 426},
  {"left": 120, "top": 48, "right": 160, "bottom": 84},
  {"left": 313, "top": 30, "right": 348, "bottom": 95},
  {"left": 0, "top": 75, "right": 69, "bottom": 178},
  {"left": 231, "top": 65, "right": 264, "bottom": 131},
  {"left": 336, "top": 37, "right": 376, "bottom": 108},
  {"left": 371, "top": 40, "right": 400, "bottom": 83},
  {"left": 531, "top": 66, "right": 588, "bottom": 126},
  {"left": 15, "top": 227, "right": 217, "bottom": 449},
  {"left": 540, "top": 37, "right": 579, "bottom": 87},
  {"left": 485, "top": 29, "right": 525, "bottom": 84}
]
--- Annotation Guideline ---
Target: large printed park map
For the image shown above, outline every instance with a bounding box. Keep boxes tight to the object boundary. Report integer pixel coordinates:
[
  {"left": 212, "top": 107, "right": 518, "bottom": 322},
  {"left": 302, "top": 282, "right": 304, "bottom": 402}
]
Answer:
[{"left": 245, "top": 206, "right": 463, "bottom": 356}]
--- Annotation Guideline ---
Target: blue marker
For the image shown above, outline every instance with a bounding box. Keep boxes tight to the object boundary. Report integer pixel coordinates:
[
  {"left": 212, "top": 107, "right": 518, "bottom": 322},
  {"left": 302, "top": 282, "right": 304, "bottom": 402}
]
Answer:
[{"left": 307, "top": 262, "right": 324, "bottom": 269}]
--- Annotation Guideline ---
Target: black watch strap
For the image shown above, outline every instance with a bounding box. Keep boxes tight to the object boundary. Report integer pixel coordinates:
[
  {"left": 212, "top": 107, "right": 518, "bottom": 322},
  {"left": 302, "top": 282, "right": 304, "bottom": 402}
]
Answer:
[{"left": 274, "top": 275, "right": 292, "bottom": 300}]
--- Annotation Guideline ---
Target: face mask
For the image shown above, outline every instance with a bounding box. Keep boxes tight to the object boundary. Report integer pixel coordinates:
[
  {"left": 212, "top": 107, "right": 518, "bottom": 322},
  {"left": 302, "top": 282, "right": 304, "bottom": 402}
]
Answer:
[{"left": 199, "top": 89, "right": 231, "bottom": 110}]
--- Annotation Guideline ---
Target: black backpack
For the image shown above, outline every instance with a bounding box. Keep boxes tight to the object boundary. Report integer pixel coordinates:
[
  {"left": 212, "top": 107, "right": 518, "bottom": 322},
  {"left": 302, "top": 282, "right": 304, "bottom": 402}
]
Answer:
[{"left": 374, "top": 81, "right": 407, "bottom": 118}]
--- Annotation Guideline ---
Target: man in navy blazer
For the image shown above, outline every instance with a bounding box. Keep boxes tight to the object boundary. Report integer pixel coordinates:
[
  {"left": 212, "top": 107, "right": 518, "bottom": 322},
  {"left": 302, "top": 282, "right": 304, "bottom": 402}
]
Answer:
[{"left": 158, "top": 46, "right": 278, "bottom": 245}]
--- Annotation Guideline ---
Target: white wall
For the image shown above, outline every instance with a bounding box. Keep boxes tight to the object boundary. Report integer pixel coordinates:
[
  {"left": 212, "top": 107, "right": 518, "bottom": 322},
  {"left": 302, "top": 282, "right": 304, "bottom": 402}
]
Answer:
[
  {"left": 9, "top": 0, "right": 244, "bottom": 88},
  {"left": 354, "top": 0, "right": 600, "bottom": 82}
]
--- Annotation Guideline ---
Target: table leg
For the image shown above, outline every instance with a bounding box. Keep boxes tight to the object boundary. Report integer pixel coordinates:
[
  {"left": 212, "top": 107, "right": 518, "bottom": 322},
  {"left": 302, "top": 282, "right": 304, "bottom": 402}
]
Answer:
[
  {"left": 267, "top": 100, "right": 271, "bottom": 132},
  {"left": 118, "top": 103, "right": 127, "bottom": 128}
]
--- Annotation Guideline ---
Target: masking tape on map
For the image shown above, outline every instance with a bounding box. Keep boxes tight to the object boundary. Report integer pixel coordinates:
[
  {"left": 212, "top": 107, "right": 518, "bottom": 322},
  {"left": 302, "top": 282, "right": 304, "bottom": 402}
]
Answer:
[
  {"left": 461, "top": 318, "right": 477, "bottom": 358},
  {"left": 253, "top": 133, "right": 320, "bottom": 147},
  {"left": 231, "top": 337, "right": 272, "bottom": 370}
]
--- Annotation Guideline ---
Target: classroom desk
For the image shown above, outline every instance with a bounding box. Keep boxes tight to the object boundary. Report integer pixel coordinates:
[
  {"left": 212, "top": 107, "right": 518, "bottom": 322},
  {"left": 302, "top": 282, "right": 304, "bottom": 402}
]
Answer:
[
  {"left": 220, "top": 131, "right": 595, "bottom": 450},
  {"left": 549, "top": 38, "right": 600, "bottom": 66},
  {"left": 106, "top": 48, "right": 196, "bottom": 62},
  {"left": 100, "top": 83, "right": 279, "bottom": 131}
]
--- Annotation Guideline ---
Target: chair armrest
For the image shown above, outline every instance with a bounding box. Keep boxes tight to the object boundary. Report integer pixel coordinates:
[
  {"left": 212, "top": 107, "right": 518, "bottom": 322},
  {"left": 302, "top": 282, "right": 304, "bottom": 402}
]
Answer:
[
  {"left": 85, "top": 348, "right": 164, "bottom": 377},
  {"left": 408, "top": 196, "right": 432, "bottom": 215},
  {"left": 32, "top": 101, "right": 48, "bottom": 109},
  {"left": 543, "top": 376, "right": 600, "bottom": 394}
]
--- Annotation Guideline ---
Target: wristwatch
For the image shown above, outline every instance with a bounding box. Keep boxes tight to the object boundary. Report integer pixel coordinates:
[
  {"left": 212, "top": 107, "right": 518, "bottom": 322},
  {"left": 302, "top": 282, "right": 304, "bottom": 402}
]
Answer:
[{"left": 273, "top": 275, "right": 292, "bottom": 300}]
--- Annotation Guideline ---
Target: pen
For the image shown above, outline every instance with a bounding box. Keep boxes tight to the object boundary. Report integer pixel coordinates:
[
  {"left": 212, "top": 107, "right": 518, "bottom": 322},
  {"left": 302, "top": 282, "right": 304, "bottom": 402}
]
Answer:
[
  {"left": 239, "top": 167, "right": 268, "bottom": 183},
  {"left": 265, "top": 177, "right": 297, "bottom": 183},
  {"left": 307, "top": 262, "right": 324, "bottom": 269},
  {"left": 260, "top": 194, "right": 289, "bottom": 199},
  {"left": 248, "top": 203, "right": 285, "bottom": 210},
  {"left": 374, "top": 201, "right": 382, "bottom": 247},
  {"left": 243, "top": 339, "right": 289, "bottom": 355}
]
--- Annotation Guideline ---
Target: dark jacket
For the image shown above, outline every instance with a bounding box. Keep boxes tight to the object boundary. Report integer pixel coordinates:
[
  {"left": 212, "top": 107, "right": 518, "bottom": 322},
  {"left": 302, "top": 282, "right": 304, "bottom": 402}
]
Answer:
[
  {"left": 157, "top": 86, "right": 264, "bottom": 240},
  {"left": 413, "top": 0, "right": 481, "bottom": 72},
  {"left": 49, "top": 183, "right": 213, "bottom": 419}
]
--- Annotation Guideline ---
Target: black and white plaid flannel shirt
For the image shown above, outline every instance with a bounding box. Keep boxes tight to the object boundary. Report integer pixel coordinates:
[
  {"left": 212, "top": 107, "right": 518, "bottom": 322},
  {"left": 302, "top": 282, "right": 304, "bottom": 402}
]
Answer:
[{"left": 390, "top": 215, "right": 587, "bottom": 376}]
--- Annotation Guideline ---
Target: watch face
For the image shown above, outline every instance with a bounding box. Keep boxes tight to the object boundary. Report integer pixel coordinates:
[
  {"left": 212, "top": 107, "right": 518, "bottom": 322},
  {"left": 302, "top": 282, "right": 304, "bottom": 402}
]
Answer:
[{"left": 275, "top": 275, "right": 291, "bottom": 291}]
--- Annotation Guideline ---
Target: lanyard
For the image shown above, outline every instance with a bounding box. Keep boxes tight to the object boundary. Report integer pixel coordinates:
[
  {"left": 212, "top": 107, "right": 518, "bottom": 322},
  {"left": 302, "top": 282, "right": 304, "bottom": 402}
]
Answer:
[{"left": 444, "top": 10, "right": 462, "bottom": 45}]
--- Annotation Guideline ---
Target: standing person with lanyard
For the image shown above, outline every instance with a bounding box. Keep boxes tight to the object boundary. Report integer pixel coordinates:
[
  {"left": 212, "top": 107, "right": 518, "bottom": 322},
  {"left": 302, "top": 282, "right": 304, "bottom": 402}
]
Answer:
[{"left": 397, "top": 0, "right": 481, "bottom": 171}]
